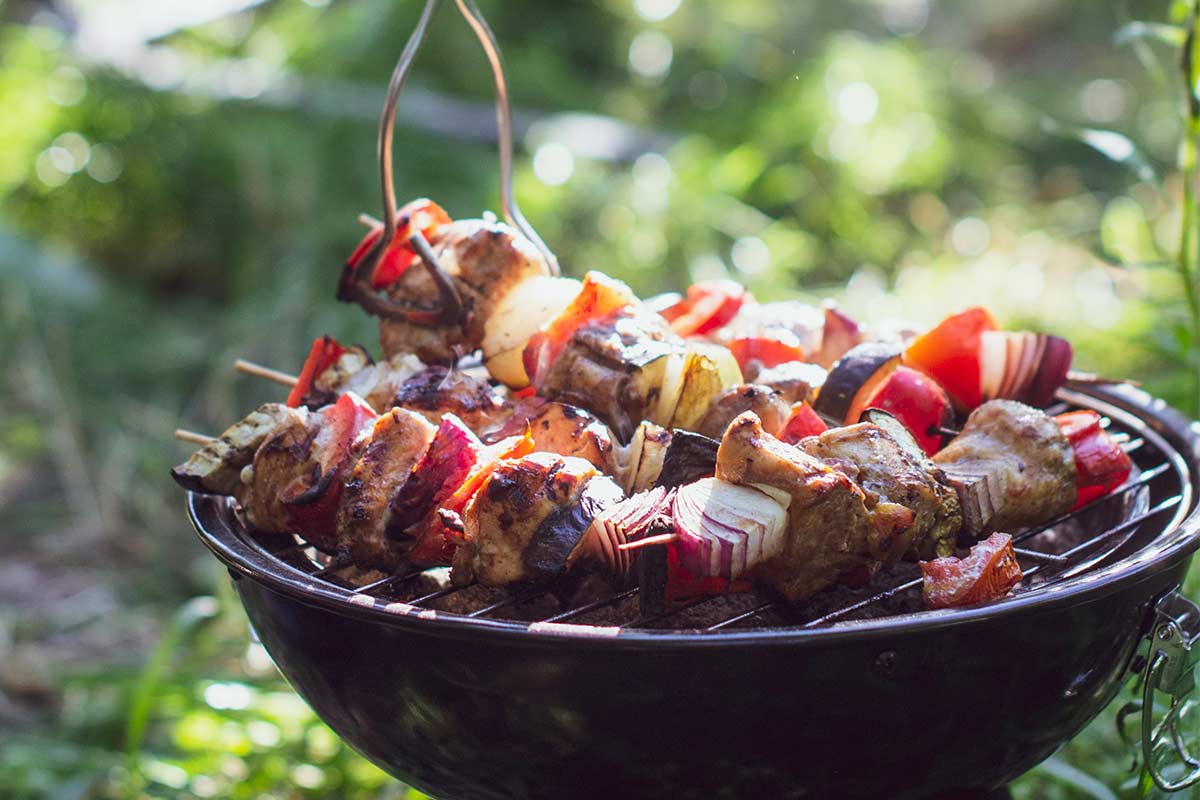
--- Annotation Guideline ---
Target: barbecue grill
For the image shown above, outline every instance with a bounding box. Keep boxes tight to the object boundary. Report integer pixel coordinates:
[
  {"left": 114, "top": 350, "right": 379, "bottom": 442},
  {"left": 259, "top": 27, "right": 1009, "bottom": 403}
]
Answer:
[{"left": 184, "top": 383, "right": 1200, "bottom": 799}]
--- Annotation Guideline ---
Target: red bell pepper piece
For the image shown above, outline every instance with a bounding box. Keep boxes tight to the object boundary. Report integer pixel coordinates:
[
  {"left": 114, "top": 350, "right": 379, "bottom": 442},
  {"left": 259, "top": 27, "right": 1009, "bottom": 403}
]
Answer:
[
  {"left": 283, "top": 392, "right": 377, "bottom": 548},
  {"left": 903, "top": 307, "right": 997, "bottom": 411},
  {"left": 664, "top": 544, "right": 752, "bottom": 602},
  {"left": 339, "top": 199, "right": 451, "bottom": 294},
  {"left": 728, "top": 336, "right": 806, "bottom": 373},
  {"left": 407, "top": 426, "right": 537, "bottom": 563},
  {"left": 862, "top": 366, "right": 954, "bottom": 456},
  {"left": 661, "top": 280, "right": 748, "bottom": 337},
  {"left": 920, "top": 532, "right": 1023, "bottom": 609},
  {"left": 1056, "top": 410, "right": 1133, "bottom": 509},
  {"left": 778, "top": 402, "right": 828, "bottom": 444},
  {"left": 287, "top": 336, "right": 349, "bottom": 408},
  {"left": 523, "top": 272, "right": 637, "bottom": 387}
]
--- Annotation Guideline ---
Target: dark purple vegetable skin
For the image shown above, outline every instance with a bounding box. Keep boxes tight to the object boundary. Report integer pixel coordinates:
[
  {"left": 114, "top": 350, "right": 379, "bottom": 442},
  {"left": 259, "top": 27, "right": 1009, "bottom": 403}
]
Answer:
[
  {"left": 525, "top": 476, "right": 625, "bottom": 579},
  {"left": 813, "top": 342, "right": 902, "bottom": 423},
  {"left": 653, "top": 430, "right": 720, "bottom": 489}
]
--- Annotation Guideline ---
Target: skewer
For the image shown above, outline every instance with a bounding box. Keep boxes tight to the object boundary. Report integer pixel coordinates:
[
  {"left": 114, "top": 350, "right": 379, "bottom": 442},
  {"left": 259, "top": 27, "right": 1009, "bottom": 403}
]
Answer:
[
  {"left": 618, "top": 532, "right": 679, "bottom": 551},
  {"left": 358, "top": 212, "right": 382, "bottom": 229},
  {"left": 234, "top": 359, "right": 298, "bottom": 387},
  {"left": 175, "top": 429, "right": 216, "bottom": 445},
  {"left": 1066, "top": 370, "right": 1139, "bottom": 388}
]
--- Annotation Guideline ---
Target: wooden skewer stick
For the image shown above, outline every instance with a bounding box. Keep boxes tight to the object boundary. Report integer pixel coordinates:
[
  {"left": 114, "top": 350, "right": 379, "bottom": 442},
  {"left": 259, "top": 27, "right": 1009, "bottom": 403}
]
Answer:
[
  {"left": 234, "top": 359, "right": 298, "bottom": 387},
  {"left": 175, "top": 429, "right": 216, "bottom": 445},
  {"left": 618, "top": 533, "right": 680, "bottom": 551},
  {"left": 358, "top": 212, "right": 383, "bottom": 229},
  {"left": 1066, "top": 370, "right": 1140, "bottom": 388}
]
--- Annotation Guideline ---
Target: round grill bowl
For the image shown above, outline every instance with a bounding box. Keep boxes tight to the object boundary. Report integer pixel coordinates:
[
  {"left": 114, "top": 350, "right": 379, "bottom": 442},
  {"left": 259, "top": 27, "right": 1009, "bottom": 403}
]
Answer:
[{"left": 187, "top": 385, "right": 1200, "bottom": 799}]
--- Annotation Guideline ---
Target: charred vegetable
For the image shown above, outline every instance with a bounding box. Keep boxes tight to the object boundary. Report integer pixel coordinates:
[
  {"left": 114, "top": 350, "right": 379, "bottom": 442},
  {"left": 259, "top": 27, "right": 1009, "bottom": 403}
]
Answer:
[
  {"left": 920, "top": 532, "right": 1022, "bottom": 609},
  {"left": 812, "top": 342, "right": 902, "bottom": 424}
]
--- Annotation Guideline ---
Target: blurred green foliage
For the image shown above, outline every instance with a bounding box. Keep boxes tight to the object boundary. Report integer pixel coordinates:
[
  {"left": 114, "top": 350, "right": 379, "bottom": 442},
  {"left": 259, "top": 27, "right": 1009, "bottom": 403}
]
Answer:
[{"left": 2, "top": 0, "right": 1199, "bottom": 797}]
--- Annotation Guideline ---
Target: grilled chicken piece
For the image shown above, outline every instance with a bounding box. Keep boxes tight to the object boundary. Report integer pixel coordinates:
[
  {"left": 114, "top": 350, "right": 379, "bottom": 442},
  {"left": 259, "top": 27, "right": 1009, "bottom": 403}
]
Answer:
[
  {"left": 172, "top": 404, "right": 306, "bottom": 494},
  {"left": 379, "top": 219, "right": 552, "bottom": 364},
  {"left": 740, "top": 361, "right": 826, "bottom": 406},
  {"left": 715, "top": 412, "right": 873, "bottom": 603},
  {"left": 933, "top": 400, "right": 1076, "bottom": 537},
  {"left": 482, "top": 398, "right": 620, "bottom": 475},
  {"left": 239, "top": 408, "right": 321, "bottom": 533},
  {"left": 335, "top": 408, "right": 436, "bottom": 569},
  {"left": 452, "top": 453, "right": 624, "bottom": 587},
  {"left": 799, "top": 423, "right": 961, "bottom": 562},
  {"left": 695, "top": 384, "right": 791, "bottom": 440},
  {"left": 389, "top": 366, "right": 510, "bottom": 431},
  {"left": 534, "top": 308, "right": 678, "bottom": 442}
]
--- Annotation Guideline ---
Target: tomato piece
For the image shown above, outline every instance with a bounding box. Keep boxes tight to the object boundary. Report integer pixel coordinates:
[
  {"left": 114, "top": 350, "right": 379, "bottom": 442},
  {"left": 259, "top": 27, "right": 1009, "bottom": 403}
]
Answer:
[
  {"left": 920, "top": 532, "right": 1023, "bottom": 609},
  {"left": 778, "top": 402, "right": 828, "bottom": 444},
  {"left": 1056, "top": 410, "right": 1133, "bottom": 508},
  {"left": 287, "top": 336, "right": 349, "bottom": 408},
  {"left": 663, "top": 280, "right": 748, "bottom": 337},
  {"left": 338, "top": 199, "right": 451, "bottom": 294},
  {"left": 728, "top": 336, "right": 806, "bottom": 373},
  {"left": 903, "top": 307, "right": 998, "bottom": 411},
  {"left": 862, "top": 366, "right": 954, "bottom": 455}
]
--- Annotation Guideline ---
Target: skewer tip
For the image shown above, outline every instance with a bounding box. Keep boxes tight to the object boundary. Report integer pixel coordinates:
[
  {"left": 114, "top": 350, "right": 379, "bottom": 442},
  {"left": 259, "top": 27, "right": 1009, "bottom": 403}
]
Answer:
[
  {"left": 234, "top": 359, "right": 299, "bottom": 388},
  {"left": 175, "top": 429, "right": 216, "bottom": 445},
  {"left": 617, "top": 533, "right": 680, "bottom": 551}
]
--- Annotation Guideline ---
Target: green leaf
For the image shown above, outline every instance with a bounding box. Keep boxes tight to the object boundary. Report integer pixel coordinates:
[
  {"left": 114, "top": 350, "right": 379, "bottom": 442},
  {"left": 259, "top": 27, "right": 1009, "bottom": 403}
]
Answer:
[
  {"left": 1042, "top": 119, "right": 1159, "bottom": 183},
  {"left": 1115, "top": 21, "right": 1187, "bottom": 47},
  {"left": 1033, "top": 756, "right": 1119, "bottom": 800}
]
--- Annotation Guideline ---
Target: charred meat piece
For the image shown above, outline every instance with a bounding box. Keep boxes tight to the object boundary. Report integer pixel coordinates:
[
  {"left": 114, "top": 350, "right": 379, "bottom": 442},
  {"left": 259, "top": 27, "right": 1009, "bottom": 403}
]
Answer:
[
  {"left": 933, "top": 400, "right": 1076, "bottom": 538},
  {"left": 390, "top": 365, "right": 509, "bottom": 431},
  {"left": 379, "top": 219, "right": 552, "bottom": 364},
  {"left": 171, "top": 404, "right": 305, "bottom": 494},
  {"left": 694, "top": 384, "right": 791, "bottom": 440},
  {"left": 715, "top": 412, "right": 873, "bottom": 603},
  {"left": 452, "top": 453, "right": 624, "bottom": 587},
  {"left": 799, "top": 423, "right": 961, "bottom": 563},
  {"left": 240, "top": 408, "right": 321, "bottom": 534},
  {"left": 335, "top": 408, "right": 436, "bottom": 569},
  {"left": 533, "top": 308, "right": 678, "bottom": 442},
  {"left": 740, "top": 361, "right": 826, "bottom": 406},
  {"left": 483, "top": 398, "right": 620, "bottom": 475}
]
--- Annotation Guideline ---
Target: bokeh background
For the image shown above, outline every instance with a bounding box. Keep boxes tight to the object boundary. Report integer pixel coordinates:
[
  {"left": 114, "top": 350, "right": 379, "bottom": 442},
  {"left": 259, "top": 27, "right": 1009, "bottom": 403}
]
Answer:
[{"left": 2, "top": 0, "right": 1199, "bottom": 797}]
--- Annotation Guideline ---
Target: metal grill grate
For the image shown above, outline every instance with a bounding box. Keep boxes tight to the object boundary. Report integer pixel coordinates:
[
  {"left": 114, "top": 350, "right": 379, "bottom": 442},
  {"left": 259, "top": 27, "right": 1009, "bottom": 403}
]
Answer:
[{"left": 231, "top": 390, "right": 1193, "bottom": 634}]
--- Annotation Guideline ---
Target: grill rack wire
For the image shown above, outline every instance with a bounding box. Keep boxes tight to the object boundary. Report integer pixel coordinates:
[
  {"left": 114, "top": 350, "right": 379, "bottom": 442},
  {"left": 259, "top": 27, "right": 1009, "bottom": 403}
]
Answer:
[{"left": 230, "top": 391, "right": 1193, "bottom": 635}]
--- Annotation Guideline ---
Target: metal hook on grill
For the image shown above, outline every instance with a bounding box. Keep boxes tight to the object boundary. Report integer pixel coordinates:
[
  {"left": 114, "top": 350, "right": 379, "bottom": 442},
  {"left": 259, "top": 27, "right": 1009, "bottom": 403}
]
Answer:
[
  {"left": 1132, "top": 593, "right": 1200, "bottom": 791},
  {"left": 452, "top": 0, "right": 560, "bottom": 275}
]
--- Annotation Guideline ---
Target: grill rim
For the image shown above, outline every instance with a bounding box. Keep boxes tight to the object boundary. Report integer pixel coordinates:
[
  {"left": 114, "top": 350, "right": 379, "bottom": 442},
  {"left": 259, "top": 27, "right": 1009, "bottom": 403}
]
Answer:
[{"left": 186, "top": 383, "right": 1200, "bottom": 649}]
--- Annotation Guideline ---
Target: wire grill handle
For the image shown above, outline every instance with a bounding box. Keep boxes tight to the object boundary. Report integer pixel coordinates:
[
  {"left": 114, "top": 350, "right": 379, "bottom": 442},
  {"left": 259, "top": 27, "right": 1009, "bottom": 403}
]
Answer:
[{"left": 1136, "top": 592, "right": 1200, "bottom": 791}]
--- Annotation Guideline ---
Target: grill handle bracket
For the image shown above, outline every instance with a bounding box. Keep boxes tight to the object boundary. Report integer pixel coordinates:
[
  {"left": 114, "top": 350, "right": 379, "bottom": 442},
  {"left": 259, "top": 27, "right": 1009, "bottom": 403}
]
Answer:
[{"left": 1132, "top": 592, "right": 1200, "bottom": 791}]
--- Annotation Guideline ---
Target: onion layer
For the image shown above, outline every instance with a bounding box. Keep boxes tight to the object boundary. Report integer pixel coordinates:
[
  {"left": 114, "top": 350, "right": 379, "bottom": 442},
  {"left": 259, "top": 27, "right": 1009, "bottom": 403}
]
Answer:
[{"left": 671, "top": 478, "right": 788, "bottom": 580}]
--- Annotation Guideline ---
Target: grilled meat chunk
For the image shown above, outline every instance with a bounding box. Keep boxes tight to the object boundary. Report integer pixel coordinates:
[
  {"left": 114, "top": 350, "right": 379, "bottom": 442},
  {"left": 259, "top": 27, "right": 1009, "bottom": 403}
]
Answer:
[
  {"left": 171, "top": 404, "right": 305, "bottom": 494},
  {"left": 452, "top": 454, "right": 623, "bottom": 587},
  {"left": 240, "top": 408, "right": 321, "bottom": 534},
  {"left": 695, "top": 384, "right": 791, "bottom": 440},
  {"left": 933, "top": 400, "right": 1077, "bottom": 537},
  {"left": 715, "top": 412, "right": 873, "bottom": 603},
  {"left": 799, "top": 423, "right": 960, "bottom": 562},
  {"left": 335, "top": 408, "right": 436, "bottom": 569},
  {"left": 534, "top": 308, "right": 678, "bottom": 442},
  {"left": 482, "top": 398, "right": 620, "bottom": 474},
  {"left": 740, "top": 361, "right": 826, "bottom": 406},
  {"left": 389, "top": 366, "right": 509, "bottom": 431},
  {"left": 379, "top": 219, "right": 552, "bottom": 364}
]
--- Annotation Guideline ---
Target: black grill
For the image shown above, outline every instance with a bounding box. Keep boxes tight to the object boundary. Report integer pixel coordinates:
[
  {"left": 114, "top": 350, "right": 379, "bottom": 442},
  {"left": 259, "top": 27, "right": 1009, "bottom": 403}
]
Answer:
[{"left": 223, "top": 388, "right": 1193, "bottom": 635}]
